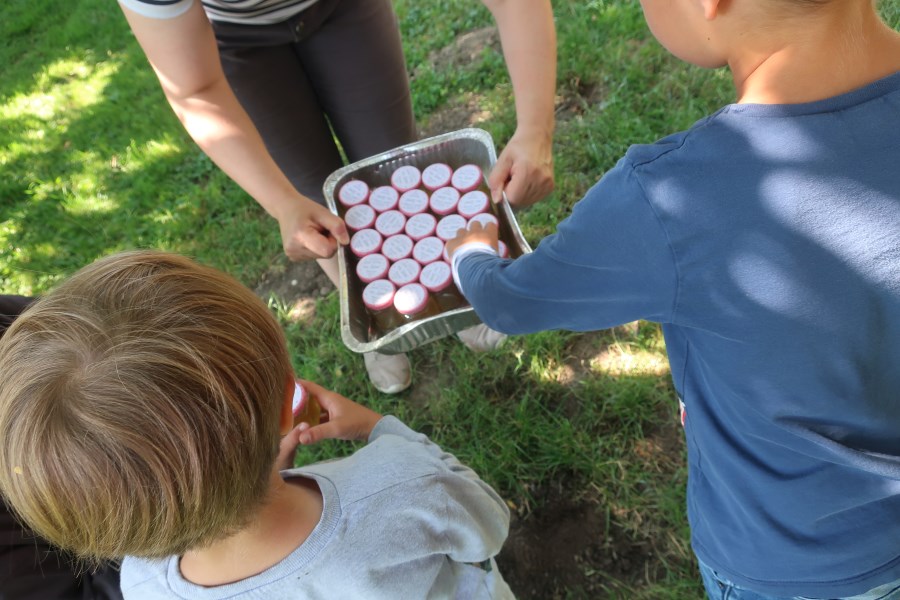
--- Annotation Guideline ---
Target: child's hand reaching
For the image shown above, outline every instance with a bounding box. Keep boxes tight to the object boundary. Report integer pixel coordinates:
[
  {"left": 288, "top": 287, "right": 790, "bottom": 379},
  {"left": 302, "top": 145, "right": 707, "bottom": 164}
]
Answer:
[
  {"left": 445, "top": 221, "right": 500, "bottom": 261},
  {"left": 295, "top": 380, "right": 383, "bottom": 445}
]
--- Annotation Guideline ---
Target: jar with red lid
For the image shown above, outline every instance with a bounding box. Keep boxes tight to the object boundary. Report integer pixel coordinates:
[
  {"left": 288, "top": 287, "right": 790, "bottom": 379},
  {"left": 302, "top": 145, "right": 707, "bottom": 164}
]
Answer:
[
  {"left": 393, "top": 283, "right": 441, "bottom": 322},
  {"left": 391, "top": 165, "right": 422, "bottom": 192},
  {"left": 374, "top": 210, "right": 407, "bottom": 238},
  {"left": 398, "top": 189, "right": 429, "bottom": 216},
  {"left": 420, "top": 261, "right": 465, "bottom": 312},
  {"left": 344, "top": 204, "right": 376, "bottom": 232},
  {"left": 457, "top": 190, "right": 490, "bottom": 219},
  {"left": 350, "top": 229, "right": 383, "bottom": 259},
  {"left": 362, "top": 279, "right": 402, "bottom": 333},
  {"left": 291, "top": 381, "right": 321, "bottom": 428},
  {"left": 369, "top": 185, "right": 400, "bottom": 213},
  {"left": 412, "top": 236, "right": 444, "bottom": 266},
  {"left": 429, "top": 186, "right": 460, "bottom": 216},
  {"left": 405, "top": 213, "right": 437, "bottom": 242},
  {"left": 338, "top": 180, "right": 370, "bottom": 209},
  {"left": 382, "top": 234, "right": 414, "bottom": 262},
  {"left": 356, "top": 253, "right": 390, "bottom": 284},
  {"left": 450, "top": 164, "right": 483, "bottom": 193},
  {"left": 388, "top": 258, "right": 421, "bottom": 287},
  {"left": 467, "top": 212, "right": 499, "bottom": 230},
  {"left": 421, "top": 163, "right": 452, "bottom": 191},
  {"left": 436, "top": 214, "right": 467, "bottom": 242}
]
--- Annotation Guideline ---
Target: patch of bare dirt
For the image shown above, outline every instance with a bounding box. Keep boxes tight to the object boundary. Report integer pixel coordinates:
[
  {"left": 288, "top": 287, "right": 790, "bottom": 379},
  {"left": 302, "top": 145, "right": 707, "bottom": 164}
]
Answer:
[
  {"left": 418, "top": 26, "right": 501, "bottom": 76},
  {"left": 253, "top": 257, "right": 333, "bottom": 322},
  {"left": 497, "top": 480, "right": 660, "bottom": 599}
]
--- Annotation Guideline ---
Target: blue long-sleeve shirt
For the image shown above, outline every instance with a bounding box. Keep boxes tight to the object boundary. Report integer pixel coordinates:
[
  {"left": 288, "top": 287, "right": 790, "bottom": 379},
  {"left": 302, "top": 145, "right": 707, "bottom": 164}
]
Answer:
[{"left": 456, "top": 71, "right": 900, "bottom": 597}]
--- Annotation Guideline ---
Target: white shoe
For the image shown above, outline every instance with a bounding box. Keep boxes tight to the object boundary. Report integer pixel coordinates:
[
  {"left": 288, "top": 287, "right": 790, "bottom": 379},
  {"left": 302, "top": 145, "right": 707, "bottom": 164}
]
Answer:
[
  {"left": 363, "top": 352, "right": 412, "bottom": 394},
  {"left": 457, "top": 323, "right": 507, "bottom": 352}
]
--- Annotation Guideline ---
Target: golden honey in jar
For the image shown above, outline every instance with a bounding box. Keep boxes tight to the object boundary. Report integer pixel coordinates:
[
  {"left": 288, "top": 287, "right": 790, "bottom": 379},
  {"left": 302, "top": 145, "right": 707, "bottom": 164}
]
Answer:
[
  {"left": 420, "top": 261, "right": 465, "bottom": 311},
  {"left": 362, "top": 279, "right": 403, "bottom": 334},
  {"left": 337, "top": 179, "right": 370, "bottom": 211},
  {"left": 421, "top": 163, "right": 452, "bottom": 191},
  {"left": 450, "top": 164, "right": 483, "bottom": 194},
  {"left": 393, "top": 283, "right": 441, "bottom": 322},
  {"left": 398, "top": 189, "right": 429, "bottom": 217},
  {"left": 369, "top": 185, "right": 400, "bottom": 213},
  {"left": 412, "top": 236, "right": 444, "bottom": 266},
  {"left": 291, "top": 381, "right": 321, "bottom": 428},
  {"left": 457, "top": 190, "right": 490, "bottom": 219},
  {"left": 388, "top": 258, "right": 421, "bottom": 288},
  {"left": 429, "top": 186, "right": 460, "bottom": 216},
  {"left": 390, "top": 165, "right": 422, "bottom": 193}
]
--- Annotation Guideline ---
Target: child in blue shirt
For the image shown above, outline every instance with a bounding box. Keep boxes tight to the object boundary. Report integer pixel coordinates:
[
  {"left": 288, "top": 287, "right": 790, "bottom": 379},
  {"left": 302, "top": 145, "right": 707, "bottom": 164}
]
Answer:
[{"left": 448, "top": 0, "right": 900, "bottom": 598}]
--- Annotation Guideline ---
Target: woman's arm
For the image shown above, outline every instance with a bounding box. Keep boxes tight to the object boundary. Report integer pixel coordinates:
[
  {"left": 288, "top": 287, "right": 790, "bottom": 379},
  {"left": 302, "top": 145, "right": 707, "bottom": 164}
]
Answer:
[
  {"left": 482, "top": 0, "right": 557, "bottom": 208},
  {"left": 120, "top": 2, "right": 348, "bottom": 260}
]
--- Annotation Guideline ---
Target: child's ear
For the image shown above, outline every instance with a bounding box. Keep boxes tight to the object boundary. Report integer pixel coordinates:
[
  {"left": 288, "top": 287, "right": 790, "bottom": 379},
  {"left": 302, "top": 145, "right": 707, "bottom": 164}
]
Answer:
[
  {"left": 279, "top": 376, "right": 296, "bottom": 436},
  {"left": 699, "top": 0, "right": 722, "bottom": 20}
]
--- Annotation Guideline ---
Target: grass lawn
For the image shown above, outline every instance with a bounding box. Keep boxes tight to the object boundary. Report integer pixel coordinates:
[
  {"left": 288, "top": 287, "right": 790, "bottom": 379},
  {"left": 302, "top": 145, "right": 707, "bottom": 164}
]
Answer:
[{"left": 2, "top": 1, "right": 898, "bottom": 597}]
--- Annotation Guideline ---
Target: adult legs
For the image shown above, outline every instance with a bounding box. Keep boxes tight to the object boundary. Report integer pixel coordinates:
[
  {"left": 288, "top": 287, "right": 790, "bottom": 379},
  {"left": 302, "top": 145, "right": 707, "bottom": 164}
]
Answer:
[
  {"left": 297, "top": 0, "right": 505, "bottom": 352},
  {"left": 212, "top": 9, "right": 412, "bottom": 393}
]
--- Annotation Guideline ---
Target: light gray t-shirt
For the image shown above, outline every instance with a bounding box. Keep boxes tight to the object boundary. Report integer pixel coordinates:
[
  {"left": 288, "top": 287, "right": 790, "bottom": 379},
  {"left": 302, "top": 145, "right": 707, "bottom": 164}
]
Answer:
[{"left": 120, "top": 416, "right": 514, "bottom": 599}]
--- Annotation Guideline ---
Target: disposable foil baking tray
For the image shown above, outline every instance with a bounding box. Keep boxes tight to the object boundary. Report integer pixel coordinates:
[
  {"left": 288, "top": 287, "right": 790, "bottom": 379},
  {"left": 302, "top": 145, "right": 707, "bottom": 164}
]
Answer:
[{"left": 323, "top": 128, "right": 532, "bottom": 355}]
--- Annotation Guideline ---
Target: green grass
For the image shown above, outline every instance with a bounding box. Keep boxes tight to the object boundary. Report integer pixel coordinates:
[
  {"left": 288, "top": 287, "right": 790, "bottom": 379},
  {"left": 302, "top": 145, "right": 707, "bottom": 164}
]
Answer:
[{"left": 2, "top": 1, "right": 898, "bottom": 597}]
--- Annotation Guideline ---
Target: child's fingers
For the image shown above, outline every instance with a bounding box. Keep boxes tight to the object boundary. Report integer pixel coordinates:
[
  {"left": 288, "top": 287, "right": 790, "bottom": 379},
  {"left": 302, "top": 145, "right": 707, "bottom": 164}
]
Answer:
[
  {"left": 276, "top": 424, "right": 303, "bottom": 469},
  {"left": 298, "top": 420, "right": 342, "bottom": 445}
]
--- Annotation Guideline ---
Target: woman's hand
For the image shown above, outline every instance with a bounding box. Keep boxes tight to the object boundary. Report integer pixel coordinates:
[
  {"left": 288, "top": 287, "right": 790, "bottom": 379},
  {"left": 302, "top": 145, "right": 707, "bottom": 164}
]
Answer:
[
  {"left": 276, "top": 198, "right": 350, "bottom": 261},
  {"left": 294, "top": 380, "right": 383, "bottom": 445},
  {"left": 489, "top": 128, "right": 554, "bottom": 208}
]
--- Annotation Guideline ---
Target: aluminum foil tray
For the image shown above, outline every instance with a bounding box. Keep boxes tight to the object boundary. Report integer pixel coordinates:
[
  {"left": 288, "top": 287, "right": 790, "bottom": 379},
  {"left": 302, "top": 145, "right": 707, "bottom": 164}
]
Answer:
[{"left": 323, "top": 128, "right": 532, "bottom": 355}]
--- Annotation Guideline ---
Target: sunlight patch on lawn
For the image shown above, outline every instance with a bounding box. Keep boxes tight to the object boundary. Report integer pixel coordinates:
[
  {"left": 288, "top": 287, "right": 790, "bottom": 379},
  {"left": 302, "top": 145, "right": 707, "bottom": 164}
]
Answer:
[{"left": 590, "top": 346, "right": 669, "bottom": 377}]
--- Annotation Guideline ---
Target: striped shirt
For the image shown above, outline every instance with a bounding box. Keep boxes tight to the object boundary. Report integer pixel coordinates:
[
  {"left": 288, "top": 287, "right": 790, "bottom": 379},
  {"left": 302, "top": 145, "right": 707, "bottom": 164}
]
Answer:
[{"left": 118, "top": 0, "right": 320, "bottom": 25}]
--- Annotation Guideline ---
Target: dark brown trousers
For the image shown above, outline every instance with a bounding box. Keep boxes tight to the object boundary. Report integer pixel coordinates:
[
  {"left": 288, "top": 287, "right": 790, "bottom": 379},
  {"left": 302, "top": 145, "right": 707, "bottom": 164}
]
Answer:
[{"left": 212, "top": 0, "right": 418, "bottom": 204}]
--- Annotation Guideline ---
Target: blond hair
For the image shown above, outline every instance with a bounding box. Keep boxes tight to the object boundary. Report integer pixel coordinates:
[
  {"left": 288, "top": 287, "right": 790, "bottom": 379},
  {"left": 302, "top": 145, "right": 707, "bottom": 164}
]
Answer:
[{"left": 0, "top": 251, "right": 292, "bottom": 561}]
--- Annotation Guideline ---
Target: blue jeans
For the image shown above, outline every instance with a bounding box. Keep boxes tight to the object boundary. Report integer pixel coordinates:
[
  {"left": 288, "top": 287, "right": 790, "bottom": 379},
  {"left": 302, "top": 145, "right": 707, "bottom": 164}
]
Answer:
[{"left": 699, "top": 560, "right": 900, "bottom": 600}]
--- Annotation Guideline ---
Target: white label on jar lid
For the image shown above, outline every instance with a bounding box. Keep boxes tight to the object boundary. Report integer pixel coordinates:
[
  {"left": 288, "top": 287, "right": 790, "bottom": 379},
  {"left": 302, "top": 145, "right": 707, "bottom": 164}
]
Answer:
[
  {"left": 291, "top": 382, "right": 308, "bottom": 416},
  {"left": 362, "top": 279, "right": 396, "bottom": 311},
  {"left": 429, "top": 186, "right": 460, "bottom": 215},
  {"left": 382, "top": 234, "right": 413, "bottom": 261},
  {"left": 421, "top": 163, "right": 452, "bottom": 190},
  {"left": 413, "top": 236, "right": 444, "bottom": 265},
  {"left": 405, "top": 213, "right": 437, "bottom": 241},
  {"left": 344, "top": 204, "right": 376, "bottom": 230},
  {"left": 338, "top": 180, "right": 369, "bottom": 207},
  {"left": 388, "top": 258, "right": 421, "bottom": 286},
  {"left": 391, "top": 165, "right": 421, "bottom": 192},
  {"left": 467, "top": 213, "right": 499, "bottom": 230},
  {"left": 368, "top": 186, "right": 400, "bottom": 212},
  {"left": 436, "top": 214, "right": 467, "bottom": 241},
  {"left": 451, "top": 164, "right": 482, "bottom": 192},
  {"left": 420, "top": 261, "right": 452, "bottom": 292},
  {"left": 350, "top": 228, "right": 382, "bottom": 257},
  {"left": 458, "top": 191, "right": 489, "bottom": 218},
  {"left": 356, "top": 253, "right": 389, "bottom": 283},
  {"left": 398, "top": 189, "right": 429, "bottom": 216},
  {"left": 394, "top": 283, "right": 428, "bottom": 315},
  {"left": 375, "top": 210, "right": 406, "bottom": 237},
  {"left": 498, "top": 240, "right": 509, "bottom": 258}
]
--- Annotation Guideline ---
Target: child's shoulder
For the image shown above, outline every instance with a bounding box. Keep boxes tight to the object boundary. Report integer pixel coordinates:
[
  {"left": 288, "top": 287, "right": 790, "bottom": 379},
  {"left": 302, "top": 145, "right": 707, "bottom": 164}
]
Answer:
[{"left": 291, "top": 417, "right": 450, "bottom": 505}]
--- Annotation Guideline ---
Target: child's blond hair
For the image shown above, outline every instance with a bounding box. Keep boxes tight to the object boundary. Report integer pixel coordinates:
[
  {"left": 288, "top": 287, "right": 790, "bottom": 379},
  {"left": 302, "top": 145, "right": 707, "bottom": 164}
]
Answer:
[{"left": 0, "top": 251, "right": 292, "bottom": 561}]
